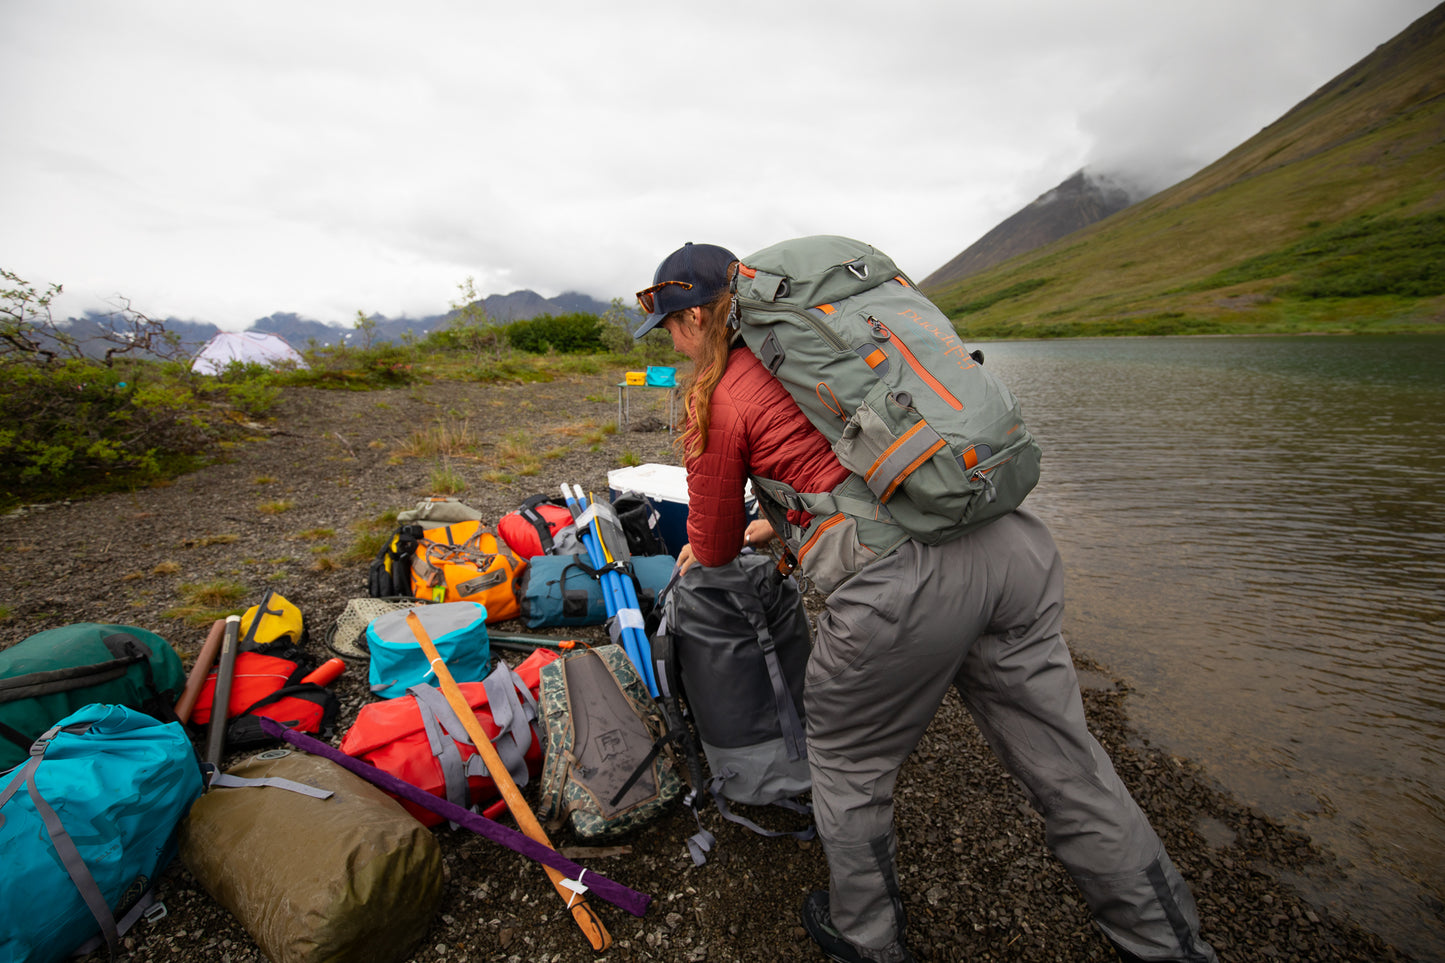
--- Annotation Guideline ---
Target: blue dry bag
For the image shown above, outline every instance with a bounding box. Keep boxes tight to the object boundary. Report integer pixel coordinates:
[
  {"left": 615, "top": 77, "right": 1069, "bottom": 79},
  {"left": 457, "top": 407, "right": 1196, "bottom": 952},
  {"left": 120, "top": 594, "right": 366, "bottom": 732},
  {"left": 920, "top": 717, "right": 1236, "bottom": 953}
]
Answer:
[{"left": 0, "top": 703, "right": 204, "bottom": 963}]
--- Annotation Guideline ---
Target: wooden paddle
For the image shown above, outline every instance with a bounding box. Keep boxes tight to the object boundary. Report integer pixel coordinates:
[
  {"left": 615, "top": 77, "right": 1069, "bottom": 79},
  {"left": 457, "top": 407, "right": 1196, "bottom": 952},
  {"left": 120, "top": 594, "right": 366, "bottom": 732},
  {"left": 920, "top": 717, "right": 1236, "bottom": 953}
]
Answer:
[{"left": 404, "top": 610, "right": 611, "bottom": 951}]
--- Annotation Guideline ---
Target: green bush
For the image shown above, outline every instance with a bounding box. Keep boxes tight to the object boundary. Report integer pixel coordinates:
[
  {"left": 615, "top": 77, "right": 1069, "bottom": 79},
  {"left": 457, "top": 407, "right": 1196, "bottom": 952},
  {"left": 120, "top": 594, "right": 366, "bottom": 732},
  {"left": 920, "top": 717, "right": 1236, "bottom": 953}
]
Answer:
[
  {"left": 506, "top": 313, "right": 605, "bottom": 354},
  {"left": 0, "top": 359, "right": 235, "bottom": 501},
  {"left": 286, "top": 343, "right": 417, "bottom": 389}
]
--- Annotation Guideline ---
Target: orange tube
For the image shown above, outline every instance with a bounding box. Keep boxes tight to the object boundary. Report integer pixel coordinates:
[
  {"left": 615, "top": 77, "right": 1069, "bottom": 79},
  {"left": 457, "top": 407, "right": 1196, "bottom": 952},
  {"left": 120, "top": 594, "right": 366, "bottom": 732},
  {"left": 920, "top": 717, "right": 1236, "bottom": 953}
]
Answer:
[
  {"left": 175, "top": 619, "right": 226, "bottom": 725},
  {"left": 300, "top": 658, "right": 346, "bottom": 687}
]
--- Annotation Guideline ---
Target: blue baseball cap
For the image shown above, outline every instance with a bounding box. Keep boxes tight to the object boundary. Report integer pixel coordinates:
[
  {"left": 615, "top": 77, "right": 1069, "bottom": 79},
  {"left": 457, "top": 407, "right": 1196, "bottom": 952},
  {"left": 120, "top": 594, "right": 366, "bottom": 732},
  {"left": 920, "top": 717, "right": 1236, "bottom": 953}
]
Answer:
[{"left": 633, "top": 242, "right": 737, "bottom": 339}]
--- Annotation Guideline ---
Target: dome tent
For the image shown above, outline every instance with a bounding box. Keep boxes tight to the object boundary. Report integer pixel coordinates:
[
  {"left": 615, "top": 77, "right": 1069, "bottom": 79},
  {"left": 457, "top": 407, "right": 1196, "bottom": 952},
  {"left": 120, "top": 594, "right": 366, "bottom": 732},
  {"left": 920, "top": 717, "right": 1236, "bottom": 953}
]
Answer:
[{"left": 191, "top": 331, "right": 308, "bottom": 375}]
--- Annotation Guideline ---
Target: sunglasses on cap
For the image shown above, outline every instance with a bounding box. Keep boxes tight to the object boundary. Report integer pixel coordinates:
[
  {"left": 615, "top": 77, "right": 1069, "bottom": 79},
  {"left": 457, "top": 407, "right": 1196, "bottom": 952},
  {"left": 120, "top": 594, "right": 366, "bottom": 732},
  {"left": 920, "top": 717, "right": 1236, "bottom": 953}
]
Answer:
[{"left": 635, "top": 279, "right": 692, "bottom": 315}]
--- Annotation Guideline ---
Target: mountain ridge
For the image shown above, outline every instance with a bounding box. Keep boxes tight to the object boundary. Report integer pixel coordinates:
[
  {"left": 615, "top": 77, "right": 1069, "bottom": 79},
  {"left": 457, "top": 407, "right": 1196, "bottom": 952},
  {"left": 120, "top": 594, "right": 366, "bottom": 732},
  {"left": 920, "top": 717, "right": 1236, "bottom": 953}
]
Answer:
[
  {"left": 919, "top": 169, "right": 1145, "bottom": 290},
  {"left": 920, "top": 4, "right": 1445, "bottom": 336},
  {"left": 60, "top": 288, "right": 621, "bottom": 353}
]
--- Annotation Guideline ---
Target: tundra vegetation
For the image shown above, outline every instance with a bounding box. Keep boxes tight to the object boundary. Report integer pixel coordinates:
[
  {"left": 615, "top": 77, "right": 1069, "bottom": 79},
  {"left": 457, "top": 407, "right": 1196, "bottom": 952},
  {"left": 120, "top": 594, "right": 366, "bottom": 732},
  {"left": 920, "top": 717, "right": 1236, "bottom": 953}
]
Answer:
[{"left": 0, "top": 273, "right": 677, "bottom": 511}]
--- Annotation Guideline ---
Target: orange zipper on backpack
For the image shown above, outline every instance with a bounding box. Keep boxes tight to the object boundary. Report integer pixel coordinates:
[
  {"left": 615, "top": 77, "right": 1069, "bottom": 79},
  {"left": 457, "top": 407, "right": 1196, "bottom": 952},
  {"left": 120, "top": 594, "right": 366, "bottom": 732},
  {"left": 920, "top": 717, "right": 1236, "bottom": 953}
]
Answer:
[
  {"left": 797, "top": 513, "right": 848, "bottom": 564},
  {"left": 867, "top": 318, "right": 962, "bottom": 411}
]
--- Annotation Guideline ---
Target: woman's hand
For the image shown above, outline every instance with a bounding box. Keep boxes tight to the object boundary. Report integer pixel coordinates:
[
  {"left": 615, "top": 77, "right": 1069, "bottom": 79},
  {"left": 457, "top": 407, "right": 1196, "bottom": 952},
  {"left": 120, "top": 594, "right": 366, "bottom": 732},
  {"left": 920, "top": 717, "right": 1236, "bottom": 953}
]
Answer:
[
  {"left": 742, "top": 519, "right": 776, "bottom": 549},
  {"left": 677, "top": 519, "right": 775, "bottom": 577}
]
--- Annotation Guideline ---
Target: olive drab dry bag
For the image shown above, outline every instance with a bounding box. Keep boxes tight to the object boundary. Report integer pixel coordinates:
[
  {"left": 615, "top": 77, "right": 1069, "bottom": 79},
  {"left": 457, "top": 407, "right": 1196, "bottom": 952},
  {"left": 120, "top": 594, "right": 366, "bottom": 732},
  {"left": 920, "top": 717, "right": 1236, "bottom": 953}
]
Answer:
[
  {"left": 730, "top": 235, "right": 1042, "bottom": 593},
  {"left": 180, "top": 748, "right": 443, "bottom": 963}
]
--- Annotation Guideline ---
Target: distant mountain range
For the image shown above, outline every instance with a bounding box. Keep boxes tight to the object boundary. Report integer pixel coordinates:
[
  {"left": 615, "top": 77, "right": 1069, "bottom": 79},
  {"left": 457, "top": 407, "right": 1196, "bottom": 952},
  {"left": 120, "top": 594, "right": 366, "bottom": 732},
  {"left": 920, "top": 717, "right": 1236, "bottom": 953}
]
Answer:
[{"left": 59, "top": 289, "right": 622, "bottom": 356}]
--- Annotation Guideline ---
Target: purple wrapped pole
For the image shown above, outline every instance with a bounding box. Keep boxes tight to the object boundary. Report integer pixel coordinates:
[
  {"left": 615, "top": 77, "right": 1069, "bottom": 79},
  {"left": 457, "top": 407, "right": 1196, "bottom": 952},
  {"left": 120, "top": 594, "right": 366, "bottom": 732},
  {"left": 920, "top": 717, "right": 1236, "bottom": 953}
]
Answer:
[{"left": 257, "top": 717, "right": 651, "bottom": 918}]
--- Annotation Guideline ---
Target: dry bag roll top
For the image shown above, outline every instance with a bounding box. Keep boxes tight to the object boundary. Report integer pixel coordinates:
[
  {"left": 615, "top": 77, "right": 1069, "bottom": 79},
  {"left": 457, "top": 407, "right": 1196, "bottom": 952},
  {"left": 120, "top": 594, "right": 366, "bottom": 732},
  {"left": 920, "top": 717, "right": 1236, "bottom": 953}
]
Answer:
[
  {"left": 497, "top": 495, "right": 583, "bottom": 558},
  {"left": 366, "top": 601, "right": 490, "bottom": 699},
  {"left": 340, "top": 647, "right": 558, "bottom": 826},
  {"left": 409, "top": 520, "right": 525, "bottom": 623},
  {"left": 514, "top": 552, "right": 677, "bottom": 629},
  {"left": 237, "top": 589, "right": 308, "bottom": 650},
  {"left": 662, "top": 551, "right": 812, "bottom": 807}
]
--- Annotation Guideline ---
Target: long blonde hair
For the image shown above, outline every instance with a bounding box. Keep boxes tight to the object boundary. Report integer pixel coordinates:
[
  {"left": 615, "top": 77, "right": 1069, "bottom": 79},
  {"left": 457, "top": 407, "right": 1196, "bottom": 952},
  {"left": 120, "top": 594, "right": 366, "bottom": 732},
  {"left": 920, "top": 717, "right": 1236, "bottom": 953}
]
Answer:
[{"left": 676, "top": 287, "right": 738, "bottom": 461}]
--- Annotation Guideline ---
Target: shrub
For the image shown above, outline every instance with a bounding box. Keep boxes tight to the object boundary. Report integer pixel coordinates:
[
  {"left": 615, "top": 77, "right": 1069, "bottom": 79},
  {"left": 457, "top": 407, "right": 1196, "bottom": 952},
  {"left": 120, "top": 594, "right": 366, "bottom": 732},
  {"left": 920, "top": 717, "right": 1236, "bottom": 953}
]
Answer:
[
  {"left": 0, "top": 359, "right": 232, "bottom": 499},
  {"left": 506, "top": 313, "right": 605, "bottom": 354},
  {"left": 287, "top": 343, "right": 416, "bottom": 389}
]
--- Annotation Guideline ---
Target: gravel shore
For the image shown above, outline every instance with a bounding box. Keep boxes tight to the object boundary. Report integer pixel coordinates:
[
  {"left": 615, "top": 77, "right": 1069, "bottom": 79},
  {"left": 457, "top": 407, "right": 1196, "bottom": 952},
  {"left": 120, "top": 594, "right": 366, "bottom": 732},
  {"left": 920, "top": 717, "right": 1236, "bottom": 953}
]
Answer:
[{"left": 0, "top": 375, "right": 1414, "bottom": 962}]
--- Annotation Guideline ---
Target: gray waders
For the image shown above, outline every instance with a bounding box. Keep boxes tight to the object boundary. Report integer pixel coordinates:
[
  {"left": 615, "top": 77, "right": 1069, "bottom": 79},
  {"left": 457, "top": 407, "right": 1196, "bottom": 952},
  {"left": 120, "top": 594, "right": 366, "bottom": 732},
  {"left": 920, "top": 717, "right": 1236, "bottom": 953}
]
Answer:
[{"left": 804, "top": 510, "right": 1216, "bottom": 963}]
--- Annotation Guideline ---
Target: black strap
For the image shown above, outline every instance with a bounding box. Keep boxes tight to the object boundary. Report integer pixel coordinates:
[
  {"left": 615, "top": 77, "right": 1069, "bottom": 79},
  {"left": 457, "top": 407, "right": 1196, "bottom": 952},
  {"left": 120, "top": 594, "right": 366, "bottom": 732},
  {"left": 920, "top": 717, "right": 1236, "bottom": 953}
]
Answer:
[
  {"left": 609, "top": 726, "right": 688, "bottom": 808},
  {"left": 0, "top": 718, "right": 33, "bottom": 753},
  {"left": 724, "top": 568, "right": 807, "bottom": 762},
  {"left": 519, "top": 494, "right": 561, "bottom": 555},
  {"left": 239, "top": 589, "right": 278, "bottom": 651}
]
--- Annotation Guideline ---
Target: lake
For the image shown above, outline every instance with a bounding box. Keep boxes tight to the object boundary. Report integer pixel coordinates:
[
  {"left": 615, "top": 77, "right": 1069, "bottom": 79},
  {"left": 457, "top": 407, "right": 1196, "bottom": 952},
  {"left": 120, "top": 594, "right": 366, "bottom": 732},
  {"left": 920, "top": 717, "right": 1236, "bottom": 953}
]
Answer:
[{"left": 976, "top": 335, "right": 1445, "bottom": 959}]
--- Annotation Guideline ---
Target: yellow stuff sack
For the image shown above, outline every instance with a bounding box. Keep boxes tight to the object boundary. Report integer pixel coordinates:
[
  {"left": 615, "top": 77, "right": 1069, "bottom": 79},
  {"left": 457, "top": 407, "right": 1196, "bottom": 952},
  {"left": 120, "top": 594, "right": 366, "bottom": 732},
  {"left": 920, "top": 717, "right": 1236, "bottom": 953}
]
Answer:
[
  {"left": 239, "top": 590, "right": 307, "bottom": 650},
  {"left": 409, "top": 520, "right": 525, "bottom": 623}
]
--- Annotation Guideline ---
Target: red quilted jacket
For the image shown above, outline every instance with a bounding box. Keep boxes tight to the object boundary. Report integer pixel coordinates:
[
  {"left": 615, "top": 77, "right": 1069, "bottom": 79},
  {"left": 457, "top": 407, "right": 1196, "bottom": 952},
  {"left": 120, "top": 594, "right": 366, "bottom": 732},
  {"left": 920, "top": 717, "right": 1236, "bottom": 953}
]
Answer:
[{"left": 685, "top": 345, "right": 851, "bottom": 567}]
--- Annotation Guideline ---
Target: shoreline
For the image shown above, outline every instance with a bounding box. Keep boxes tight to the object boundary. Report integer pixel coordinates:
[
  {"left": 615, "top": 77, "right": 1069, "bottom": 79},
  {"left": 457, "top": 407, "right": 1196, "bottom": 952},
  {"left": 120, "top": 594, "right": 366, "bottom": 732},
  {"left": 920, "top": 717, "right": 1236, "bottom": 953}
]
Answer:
[{"left": 0, "top": 375, "right": 1418, "bottom": 962}]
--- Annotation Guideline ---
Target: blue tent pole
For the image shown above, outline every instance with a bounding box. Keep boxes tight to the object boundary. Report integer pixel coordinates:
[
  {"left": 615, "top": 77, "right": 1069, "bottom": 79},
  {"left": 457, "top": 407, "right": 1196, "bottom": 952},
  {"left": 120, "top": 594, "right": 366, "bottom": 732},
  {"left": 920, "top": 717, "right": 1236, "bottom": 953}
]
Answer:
[
  {"left": 561, "top": 484, "right": 652, "bottom": 689},
  {"left": 586, "top": 489, "right": 659, "bottom": 695},
  {"left": 569, "top": 484, "right": 656, "bottom": 696}
]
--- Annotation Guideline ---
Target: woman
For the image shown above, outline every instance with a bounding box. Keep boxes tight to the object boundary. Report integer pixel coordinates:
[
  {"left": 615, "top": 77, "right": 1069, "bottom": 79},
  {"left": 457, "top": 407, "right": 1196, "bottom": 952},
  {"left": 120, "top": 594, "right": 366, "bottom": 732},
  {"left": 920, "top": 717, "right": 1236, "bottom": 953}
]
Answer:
[{"left": 635, "top": 241, "right": 1216, "bottom": 963}]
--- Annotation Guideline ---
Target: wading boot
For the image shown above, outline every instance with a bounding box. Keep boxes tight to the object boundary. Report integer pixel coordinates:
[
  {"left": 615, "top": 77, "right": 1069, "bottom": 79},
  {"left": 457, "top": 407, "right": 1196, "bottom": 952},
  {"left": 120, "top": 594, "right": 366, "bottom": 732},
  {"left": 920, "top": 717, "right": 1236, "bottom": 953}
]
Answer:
[{"left": 801, "top": 891, "right": 916, "bottom": 963}]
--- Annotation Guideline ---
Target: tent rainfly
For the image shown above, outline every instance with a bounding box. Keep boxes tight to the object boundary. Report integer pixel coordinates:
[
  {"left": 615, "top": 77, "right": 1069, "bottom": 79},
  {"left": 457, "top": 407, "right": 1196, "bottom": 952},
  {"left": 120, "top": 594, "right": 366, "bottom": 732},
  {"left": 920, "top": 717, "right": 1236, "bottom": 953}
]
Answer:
[{"left": 191, "top": 332, "right": 308, "bottom": 375}]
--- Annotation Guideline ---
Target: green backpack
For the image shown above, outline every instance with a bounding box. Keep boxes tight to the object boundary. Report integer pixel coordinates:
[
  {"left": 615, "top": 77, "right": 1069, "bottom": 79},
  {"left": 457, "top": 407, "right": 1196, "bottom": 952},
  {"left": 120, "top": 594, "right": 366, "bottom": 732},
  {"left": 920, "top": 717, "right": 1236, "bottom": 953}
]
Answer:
[
  {"left": 730, "top": 235, "right": 1043, "bottom": 593},
  {"left": 0, "top": 623, "right": 186, "bottom": 771}
]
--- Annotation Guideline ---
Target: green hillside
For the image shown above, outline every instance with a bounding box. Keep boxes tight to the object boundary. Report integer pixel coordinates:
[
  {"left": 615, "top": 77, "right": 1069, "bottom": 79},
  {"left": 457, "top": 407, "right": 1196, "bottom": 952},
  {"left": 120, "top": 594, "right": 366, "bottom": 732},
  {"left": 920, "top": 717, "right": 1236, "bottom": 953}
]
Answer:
[{"left": 923, "top": 5, "right": 1445, "bottom": 338}]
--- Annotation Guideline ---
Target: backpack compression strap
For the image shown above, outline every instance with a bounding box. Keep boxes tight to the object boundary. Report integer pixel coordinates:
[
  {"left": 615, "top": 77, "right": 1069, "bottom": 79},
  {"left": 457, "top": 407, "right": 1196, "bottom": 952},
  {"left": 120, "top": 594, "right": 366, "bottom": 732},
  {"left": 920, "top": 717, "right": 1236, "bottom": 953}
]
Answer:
[{"left": 1, "top": 721, "right": 125, "bottom": 958}]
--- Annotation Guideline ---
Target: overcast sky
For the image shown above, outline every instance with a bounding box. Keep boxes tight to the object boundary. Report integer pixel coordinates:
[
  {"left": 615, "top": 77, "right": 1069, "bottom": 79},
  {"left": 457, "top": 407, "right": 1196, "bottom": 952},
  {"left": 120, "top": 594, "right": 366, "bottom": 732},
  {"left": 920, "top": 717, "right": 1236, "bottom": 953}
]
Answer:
[{"left": 2, "top": 1, "right": 1436, "bottom": 331}]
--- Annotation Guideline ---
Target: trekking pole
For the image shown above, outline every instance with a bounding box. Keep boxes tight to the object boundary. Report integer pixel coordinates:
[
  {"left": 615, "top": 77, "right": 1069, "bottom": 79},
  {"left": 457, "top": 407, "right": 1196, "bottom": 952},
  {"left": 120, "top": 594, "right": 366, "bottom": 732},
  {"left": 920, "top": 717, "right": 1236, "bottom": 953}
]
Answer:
[
  {"left": 203, "top": 615, "right": 242, "bottom": 768},
  {"left": 403, "top": 610, "right": 612, "bottom": 951},
  {"left": 175, "top": 618, "right": 226, "bottom": 725}
]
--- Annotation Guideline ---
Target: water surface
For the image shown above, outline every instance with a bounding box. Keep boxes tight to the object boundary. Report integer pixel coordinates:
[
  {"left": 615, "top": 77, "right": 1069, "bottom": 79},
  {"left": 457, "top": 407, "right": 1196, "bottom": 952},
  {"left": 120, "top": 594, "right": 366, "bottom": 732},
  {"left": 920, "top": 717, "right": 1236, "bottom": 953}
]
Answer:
[{"left": 977, "top": 335, "right": 1445, "bottom": 958}]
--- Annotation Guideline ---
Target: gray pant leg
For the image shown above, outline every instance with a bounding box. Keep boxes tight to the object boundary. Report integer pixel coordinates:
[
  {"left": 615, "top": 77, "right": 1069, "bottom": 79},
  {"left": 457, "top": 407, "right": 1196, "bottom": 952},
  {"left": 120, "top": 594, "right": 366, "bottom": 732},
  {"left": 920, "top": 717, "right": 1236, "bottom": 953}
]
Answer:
[
  {"left": 806, "top": 534, "right": 993, "bottom": 961},
  {"left": 956, "top": 512, "right": 1216, "bottom": 962}
]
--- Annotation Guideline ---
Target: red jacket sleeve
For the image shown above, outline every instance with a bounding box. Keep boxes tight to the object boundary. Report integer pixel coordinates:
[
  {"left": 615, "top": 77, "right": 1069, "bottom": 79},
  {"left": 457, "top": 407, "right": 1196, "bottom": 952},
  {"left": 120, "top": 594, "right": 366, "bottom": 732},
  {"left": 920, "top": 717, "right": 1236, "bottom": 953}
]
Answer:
[
  {"left": 684, "top": 346, "right": 851, "bottom": 568},
  {"left": 684, "top": 384, "right": 752, "bottom": 567}
]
